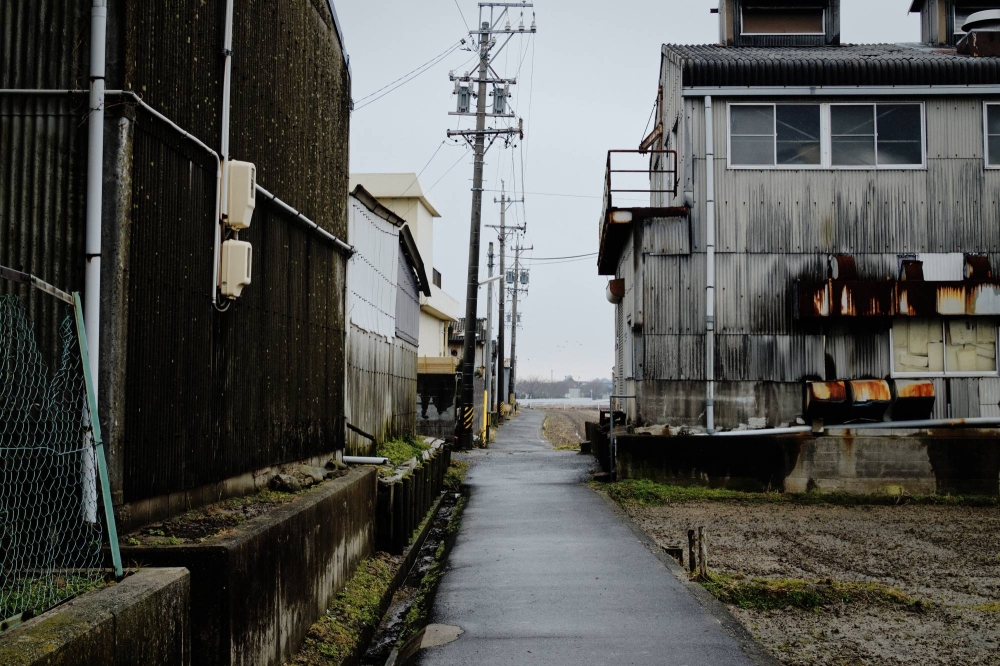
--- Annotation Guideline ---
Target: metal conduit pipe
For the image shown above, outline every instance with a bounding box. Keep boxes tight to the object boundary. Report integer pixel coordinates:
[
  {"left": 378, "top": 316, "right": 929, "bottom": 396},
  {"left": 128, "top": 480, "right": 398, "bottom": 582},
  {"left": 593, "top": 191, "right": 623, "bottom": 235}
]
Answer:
[
  {"left": 214, "top": 0, "right": 236, "bottom": 306},
  {"left": 82, "top": 0, "right": 108, "bottom": 524},
  {"left": 256, "top": 185, "right": 355, "bottom": 255},
  {"left": 703, "top": 96, "right": 716, "bottom": 434},
  {"left": 343, "top": 456, "right": 389, "bottom": 465}
]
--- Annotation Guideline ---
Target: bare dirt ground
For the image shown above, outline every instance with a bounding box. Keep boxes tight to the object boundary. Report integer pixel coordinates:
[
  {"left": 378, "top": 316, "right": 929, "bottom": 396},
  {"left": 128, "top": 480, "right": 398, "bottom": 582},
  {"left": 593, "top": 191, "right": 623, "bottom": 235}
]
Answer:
[
  {"left": 626, "top": 500, "right": 1000, "bottom": 665},
  {"left": 539, "top": 407, "right": 599, "bottom": 450}
]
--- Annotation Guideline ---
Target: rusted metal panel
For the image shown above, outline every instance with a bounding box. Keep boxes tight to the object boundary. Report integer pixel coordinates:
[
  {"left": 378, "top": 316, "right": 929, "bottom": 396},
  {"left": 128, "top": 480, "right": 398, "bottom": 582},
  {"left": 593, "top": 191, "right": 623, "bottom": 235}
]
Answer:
[{"left": 797, "top": 279, "right": 1000, "bottom": 318}]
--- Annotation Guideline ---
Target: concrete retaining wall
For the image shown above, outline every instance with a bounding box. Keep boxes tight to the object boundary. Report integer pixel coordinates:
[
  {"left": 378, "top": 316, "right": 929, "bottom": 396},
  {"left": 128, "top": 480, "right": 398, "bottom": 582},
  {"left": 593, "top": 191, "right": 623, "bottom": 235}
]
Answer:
[
  {"left": 120, "top": 467, "right": 376, "bottom": 666},
  {"left": 376, "top": 441, "right": 450, "bottom": 554},
  {"left": 0, "top": 568, "right": 190, "bottom": 666},
  {"left": 611, "top": 432, "right": 1000, "bottom": 495}
]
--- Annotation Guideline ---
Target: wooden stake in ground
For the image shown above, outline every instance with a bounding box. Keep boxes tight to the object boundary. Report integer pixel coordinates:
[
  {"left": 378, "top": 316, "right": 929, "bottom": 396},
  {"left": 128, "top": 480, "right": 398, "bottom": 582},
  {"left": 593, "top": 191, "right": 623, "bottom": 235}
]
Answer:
[
  {"left": 698, "top": 526, "right": 708, "bottom": 579},
  {"left": 687, "top": 529, "right": 696, "bottom": 573}
]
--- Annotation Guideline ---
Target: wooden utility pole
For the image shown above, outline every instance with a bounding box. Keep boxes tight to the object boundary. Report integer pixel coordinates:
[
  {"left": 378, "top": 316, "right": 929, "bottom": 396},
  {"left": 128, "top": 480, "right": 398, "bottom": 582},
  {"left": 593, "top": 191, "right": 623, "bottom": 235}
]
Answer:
[
  {"left": 508, "top": 242, "right": 531, "bottom": 406},
  {"left": 448, "top": 4, "right": 534, "bottom": 448},
  {"left": 487, "top": 182, "right": 523, "bottom": 418}
]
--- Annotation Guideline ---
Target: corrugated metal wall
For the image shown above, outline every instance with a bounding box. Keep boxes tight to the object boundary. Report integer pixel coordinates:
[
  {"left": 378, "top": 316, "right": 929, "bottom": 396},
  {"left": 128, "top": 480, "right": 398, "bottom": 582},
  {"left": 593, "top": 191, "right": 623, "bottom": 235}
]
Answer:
[
  {"left": 345, "top": 328, "right": 417, "bottom": 455},
  {"left": 123, "top": 115, "right": 347, "bottom": 500},
  {"left": 396, "top": 251, "right": 420, "bottom": 346},
  {"left": 626, "top": 61, "right": 1000, "bottom": 427},
  {"left": 118, "top": 0, "right": 350, "bottom": 502},
  {"left": 1, "top": 1, "right": 89, "bottom": 365}
]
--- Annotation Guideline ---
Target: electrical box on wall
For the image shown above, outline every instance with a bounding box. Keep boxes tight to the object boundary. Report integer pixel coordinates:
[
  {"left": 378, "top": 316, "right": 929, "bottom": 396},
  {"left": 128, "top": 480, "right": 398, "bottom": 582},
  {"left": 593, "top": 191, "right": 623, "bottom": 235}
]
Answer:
[
  {"left": 220, "top": 239, "right": 252, "bottom": 299},
  {"left": 227, "top": 160, "right": 256, "bottom": 229}
]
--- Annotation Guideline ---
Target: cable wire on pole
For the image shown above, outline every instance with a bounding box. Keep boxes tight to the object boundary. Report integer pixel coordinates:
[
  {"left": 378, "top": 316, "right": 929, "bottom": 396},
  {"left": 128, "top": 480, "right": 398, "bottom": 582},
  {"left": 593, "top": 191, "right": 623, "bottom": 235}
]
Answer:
[{"left": 354, "top": 40, "right": 465, "bottom": 110}]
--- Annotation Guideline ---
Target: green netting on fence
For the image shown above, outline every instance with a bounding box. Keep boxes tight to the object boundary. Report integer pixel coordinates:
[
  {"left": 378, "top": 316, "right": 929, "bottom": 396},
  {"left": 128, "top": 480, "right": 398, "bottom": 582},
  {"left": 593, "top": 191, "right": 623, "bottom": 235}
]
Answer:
[{"left": 0, "top": 295, "right": 107, "bottom": 622}]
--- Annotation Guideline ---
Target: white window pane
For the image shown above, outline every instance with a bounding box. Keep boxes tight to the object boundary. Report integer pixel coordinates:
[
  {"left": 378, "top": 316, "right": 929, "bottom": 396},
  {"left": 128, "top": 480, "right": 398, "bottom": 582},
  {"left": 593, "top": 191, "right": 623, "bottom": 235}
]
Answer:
[
  {"left": 731, "top": 105, "right": 774, "bottom": 136},
  {"left": 776, "top": 105, "right": 821, "bottom": 165},
  {"left": 832, "top": 136, "right": 876, "bottom": 166},
  {"left": 989, "top": 136, "right": 1000, "bottom": 166},
  {"left": 876, "top": 105, "right": 922, "bottom": 166},
  {"left": 731, "top": 136, "right": 775, "bottom": 166}
]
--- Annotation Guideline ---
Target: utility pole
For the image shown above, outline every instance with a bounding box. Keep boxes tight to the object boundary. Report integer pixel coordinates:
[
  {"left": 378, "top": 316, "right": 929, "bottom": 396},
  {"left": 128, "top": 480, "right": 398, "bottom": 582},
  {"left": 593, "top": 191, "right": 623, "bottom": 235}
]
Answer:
[
  {"left": 448, "top": 3, "right": 535, "bottom": 448},
  {"left": 508, "top": 241, "right": 531, "bottom": 407},
  {"left": 484, "top": 242, "right": 495, "bottom": 442},
  {"left": 487, "top": 181, "right": 523, "bottom": 420}
]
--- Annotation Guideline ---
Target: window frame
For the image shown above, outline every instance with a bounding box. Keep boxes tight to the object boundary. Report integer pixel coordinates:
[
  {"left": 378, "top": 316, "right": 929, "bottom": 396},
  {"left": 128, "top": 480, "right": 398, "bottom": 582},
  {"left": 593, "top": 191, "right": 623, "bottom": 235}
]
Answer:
[
  {"left": 726, "top": 102, "right": 926, "bottom": 171},
  {"left": 739, "top": 6, "right": 826, "bottom": 36},
  {"left": 983, "top": 102, "right": 1000, "bottom": 169},
  {"left": 889, "top": 318, "right": 1000, "bottom": 379}
]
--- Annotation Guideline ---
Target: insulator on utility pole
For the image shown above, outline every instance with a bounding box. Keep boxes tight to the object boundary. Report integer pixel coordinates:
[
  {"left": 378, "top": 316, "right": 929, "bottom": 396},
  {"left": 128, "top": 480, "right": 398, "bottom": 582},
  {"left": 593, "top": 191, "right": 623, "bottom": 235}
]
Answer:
[{"left": 452, "top": 4, "right": 536, "bottom": 449}]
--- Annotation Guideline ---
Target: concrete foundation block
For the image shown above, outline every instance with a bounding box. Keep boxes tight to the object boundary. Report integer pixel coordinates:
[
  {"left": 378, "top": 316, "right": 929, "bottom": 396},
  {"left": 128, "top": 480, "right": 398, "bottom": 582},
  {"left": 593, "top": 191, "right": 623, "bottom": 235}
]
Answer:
[{"left": 0, "top": 568, "right": 190, "bottom": 666}]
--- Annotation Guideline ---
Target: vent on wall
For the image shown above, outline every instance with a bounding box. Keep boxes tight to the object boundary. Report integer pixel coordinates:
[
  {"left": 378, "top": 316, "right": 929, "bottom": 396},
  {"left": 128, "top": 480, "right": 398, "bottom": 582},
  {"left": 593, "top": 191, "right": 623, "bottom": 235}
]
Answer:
[{"left": 742, "top": 5, "right": 826, "bottom": 35}]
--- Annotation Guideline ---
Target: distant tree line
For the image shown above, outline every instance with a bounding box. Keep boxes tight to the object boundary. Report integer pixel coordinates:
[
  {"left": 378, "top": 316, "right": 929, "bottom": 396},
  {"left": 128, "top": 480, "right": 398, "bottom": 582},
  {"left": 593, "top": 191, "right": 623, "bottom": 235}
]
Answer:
[{"left": 516, "top": 375, "right": 610, "bottom": 400}]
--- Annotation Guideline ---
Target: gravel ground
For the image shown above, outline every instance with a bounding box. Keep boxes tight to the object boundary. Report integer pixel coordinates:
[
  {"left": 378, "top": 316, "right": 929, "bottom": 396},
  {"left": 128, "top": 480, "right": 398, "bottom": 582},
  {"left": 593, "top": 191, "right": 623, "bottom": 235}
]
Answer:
[
  {"left": 626, "top": 501, "right": 1000, "bottom": 665},
  {"left": 539, "top": 407, "right": 599, "bottom": 449}
]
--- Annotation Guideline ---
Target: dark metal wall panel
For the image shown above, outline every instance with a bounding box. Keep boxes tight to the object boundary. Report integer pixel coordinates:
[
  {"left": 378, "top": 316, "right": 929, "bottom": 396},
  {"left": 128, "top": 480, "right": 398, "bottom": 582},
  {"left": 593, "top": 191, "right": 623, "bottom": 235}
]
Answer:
[
  {"left": 0, "top": 96, "right": 87, "bottom": 366},
  {"left": 671, "top": 43, "right": 1000, "bottom": 88},
  {"left": 395, "top": 250, "right": 419, "bottom": 347}
]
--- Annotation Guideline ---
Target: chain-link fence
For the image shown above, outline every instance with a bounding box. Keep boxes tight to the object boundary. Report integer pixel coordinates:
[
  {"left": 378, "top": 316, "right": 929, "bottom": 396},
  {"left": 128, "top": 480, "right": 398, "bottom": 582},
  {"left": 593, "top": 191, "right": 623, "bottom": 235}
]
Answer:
[{"left": 0, "top": 274, "right": 120, "bottom": 628}]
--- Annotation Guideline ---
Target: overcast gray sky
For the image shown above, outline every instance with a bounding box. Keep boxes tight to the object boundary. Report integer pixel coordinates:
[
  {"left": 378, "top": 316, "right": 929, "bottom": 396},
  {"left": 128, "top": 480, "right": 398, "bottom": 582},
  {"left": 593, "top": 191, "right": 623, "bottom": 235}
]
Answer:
[{"left": 337, "top": 0, "right": 919, "bottom": 382}]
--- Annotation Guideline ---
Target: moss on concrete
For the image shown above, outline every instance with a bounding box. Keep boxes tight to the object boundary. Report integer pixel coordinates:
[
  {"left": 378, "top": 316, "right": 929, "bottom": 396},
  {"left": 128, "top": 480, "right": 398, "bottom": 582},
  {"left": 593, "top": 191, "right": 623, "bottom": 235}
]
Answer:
[
  {"left": 398, "top": 495, "right": 467, "bottom": 646},
  {"left": 443, "top": 460, "right": 468, "bottom": 492},
  {"left": 290, "top": 554, "right": 396, "bottom": 665},
  {"left": 377, "top": 436, "right": 430, "bottom": 467}
]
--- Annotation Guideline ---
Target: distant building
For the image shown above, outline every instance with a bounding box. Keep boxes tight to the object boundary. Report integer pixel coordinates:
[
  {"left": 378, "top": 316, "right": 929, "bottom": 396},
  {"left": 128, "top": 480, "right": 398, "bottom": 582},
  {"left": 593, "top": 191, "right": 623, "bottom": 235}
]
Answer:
[
  {"left": 598, "top": 0, "right": 1000, "bottom": 477},
  {"left": 349, "top": 173, "right": 462, "bottom": 367},
  {"left": 448, "top": 318, "right": 492, "bottom": 375}
]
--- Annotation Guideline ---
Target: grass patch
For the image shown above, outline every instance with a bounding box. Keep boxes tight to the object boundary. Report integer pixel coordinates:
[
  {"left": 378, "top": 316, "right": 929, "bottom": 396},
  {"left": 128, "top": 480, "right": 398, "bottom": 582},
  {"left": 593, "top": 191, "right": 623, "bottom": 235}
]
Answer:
[
  {"left": 443, "top": 459, "right": 468, "bottom": 491},
  {"left": 603, "top": 478, "right": 1000, "bottom": 508},
  {"left": 702, "top": 572, "right": 924, "bottom": 612},
  {"left": 975, "top": 602, "right": 1000, "bottom": 612},
  {"left": 291, "top": 554, "right": 396, "bottom": 665},
  {"left": 377, "top": 436, "right": 430, "bottom": 467}
]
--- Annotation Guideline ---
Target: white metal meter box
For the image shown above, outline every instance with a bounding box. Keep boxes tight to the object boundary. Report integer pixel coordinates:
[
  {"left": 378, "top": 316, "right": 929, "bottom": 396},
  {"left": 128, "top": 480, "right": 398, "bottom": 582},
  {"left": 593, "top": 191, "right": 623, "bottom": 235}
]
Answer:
[
  {"left": 220, "top": 239, "right": 252, "bottom": 299},
  {"left": 227, "top": 160, "right": 256, "bottom": 229}
]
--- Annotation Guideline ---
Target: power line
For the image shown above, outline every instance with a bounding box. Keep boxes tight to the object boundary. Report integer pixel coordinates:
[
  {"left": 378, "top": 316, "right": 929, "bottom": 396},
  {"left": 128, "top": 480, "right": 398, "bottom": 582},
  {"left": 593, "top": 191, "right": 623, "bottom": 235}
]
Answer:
[
  {"left": 453, "top": 0, "right": 471, "bottom": 33},
  {"left": 355, "top": 40, "right": 465, "bottom": 110},
  {"left": 523, "top": 252, "right": 597, "bottom": 261}
]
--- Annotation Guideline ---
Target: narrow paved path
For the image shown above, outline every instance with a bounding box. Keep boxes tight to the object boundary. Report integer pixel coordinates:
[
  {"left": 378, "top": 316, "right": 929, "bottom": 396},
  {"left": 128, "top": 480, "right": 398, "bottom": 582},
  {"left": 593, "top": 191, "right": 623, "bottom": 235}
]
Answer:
[{"left": 415, "top": 409, "right": 762, "bottom": 666}]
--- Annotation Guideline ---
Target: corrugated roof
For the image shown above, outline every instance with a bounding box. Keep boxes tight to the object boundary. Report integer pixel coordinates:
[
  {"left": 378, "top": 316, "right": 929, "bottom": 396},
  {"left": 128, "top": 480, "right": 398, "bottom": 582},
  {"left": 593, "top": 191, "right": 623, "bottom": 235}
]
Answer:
[{"left": 665, "top": 43, "right": 1000, "bottom": 87}]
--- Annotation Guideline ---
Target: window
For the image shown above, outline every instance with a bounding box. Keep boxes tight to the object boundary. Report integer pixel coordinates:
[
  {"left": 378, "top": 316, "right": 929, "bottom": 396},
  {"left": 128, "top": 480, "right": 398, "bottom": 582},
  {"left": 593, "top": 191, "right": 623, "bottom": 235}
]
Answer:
[
  {"left": 741, "top": 7, "right": 825, "bottom": 35},
  {"left": 831, "top": 104, "right": 922, "bottom": 167},
  {"left": 891, "top": 318, "right": 998, "bottom": 377},
  {"left": 985, "top": 103, "right": 1000, "bottom": 167},
  {"left": 728, "top": 103, "right": 924, "bottom": 169}
]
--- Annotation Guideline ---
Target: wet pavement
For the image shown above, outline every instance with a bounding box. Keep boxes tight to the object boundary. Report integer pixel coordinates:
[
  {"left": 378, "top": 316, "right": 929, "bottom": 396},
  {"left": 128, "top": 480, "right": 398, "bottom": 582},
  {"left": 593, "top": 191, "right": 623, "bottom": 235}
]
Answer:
[{"left": 413, "top": 408, "right": 762, "bottom": 666}]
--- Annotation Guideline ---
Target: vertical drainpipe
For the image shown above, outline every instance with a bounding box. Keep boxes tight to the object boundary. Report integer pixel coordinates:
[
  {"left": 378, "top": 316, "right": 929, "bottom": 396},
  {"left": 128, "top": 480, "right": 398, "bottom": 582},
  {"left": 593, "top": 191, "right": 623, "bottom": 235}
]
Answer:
[
  {"left": 85, "top": 0, "right": 107, "bottom": 394},
  {"left": 213, "top": 0, "right": 235, "bottom": 304},
  {"left": 83, "top": 0, "right": 108, "bottom": 523},
  {"left": 703, "top": 96, "right": 716, "bottom": 434}
]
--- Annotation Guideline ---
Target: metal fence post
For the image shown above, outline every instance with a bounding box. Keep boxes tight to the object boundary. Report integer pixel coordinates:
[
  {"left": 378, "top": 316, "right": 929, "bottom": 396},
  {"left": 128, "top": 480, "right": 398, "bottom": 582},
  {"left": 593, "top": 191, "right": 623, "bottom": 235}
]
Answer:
[{"left": 73, "top": 293, "right": 123, "bottom": 578}]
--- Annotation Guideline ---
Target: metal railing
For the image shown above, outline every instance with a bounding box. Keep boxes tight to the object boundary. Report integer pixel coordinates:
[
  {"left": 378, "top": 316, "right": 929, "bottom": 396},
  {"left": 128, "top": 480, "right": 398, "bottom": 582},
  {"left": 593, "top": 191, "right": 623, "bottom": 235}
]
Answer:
[
  {"left": 0, "top": 265, "right": 121, "bottom": 632},
  {"left": 603, "top": 149, "right": 679, "bottom": 213}
]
